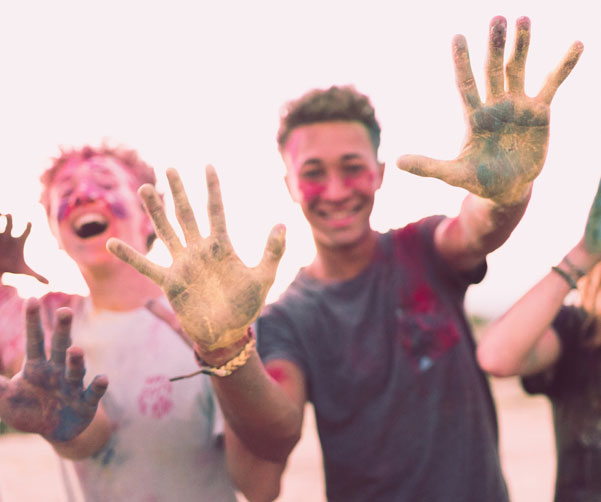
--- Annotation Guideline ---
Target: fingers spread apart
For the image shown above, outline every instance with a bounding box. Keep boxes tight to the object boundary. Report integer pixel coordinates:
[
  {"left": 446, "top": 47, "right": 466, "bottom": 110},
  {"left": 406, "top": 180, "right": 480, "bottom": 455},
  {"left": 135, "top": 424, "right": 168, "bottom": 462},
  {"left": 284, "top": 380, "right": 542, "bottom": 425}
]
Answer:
[
  {"left": 485, "top": 16, "right": 508, "bottom": 101},
  {"left": 256, "top": 224, "right": 286, "bottom": 284},
  {"left": 25, "top": 297, "right": 46, "bottom": 361},
  {"left": 106, "top": 237, "right": 167, "bottom": 286},
  {"left": 167, "top": 168, "right": 202, "bottom": 246},
  {"left": 536, "top": 40, "right": 583, "bottom": 105},
  {"left": 50, "top": 307, "right": 72, "bottom": 367},
  {"left": 139, "top": 183, "right": 184, "bottom": 256},
  {"left": 505, "top": 17, "right": 531, "bottom": 95},
  {"left": 205, "top": 165, "right": 233, "bottom": 249},
  {"left": 453, "top": 34, "right": 481, "bottom": 111}
]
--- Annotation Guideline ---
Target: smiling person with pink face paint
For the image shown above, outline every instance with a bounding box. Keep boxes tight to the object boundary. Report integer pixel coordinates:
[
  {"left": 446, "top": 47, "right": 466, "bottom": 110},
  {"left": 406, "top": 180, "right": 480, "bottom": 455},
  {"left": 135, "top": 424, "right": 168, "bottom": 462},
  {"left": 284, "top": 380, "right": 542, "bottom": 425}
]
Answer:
[
  {"left": 106, "top": 16, "right": 584, "bottom": 502},
  {"left": 0, "top": 145, "right": 238, "bottom": 501}
]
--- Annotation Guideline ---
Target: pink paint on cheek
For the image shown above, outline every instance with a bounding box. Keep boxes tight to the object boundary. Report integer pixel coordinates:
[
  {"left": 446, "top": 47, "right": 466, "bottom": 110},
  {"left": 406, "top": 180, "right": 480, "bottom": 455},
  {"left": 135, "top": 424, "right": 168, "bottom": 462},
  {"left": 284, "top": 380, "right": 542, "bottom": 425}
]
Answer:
[
  {"left": 297, "top": 180, "right": 326, "bottom": 201},
  {"left": 344, "top": 170, "right": 376, "bottom": 191}
]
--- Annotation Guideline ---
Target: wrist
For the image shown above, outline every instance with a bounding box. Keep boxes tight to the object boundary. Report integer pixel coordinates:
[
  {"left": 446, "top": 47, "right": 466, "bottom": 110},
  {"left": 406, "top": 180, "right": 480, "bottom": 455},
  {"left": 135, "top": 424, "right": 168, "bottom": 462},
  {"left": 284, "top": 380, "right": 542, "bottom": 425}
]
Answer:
[
  {"left": 195, "top": 327, "right": 252, "bottom": 367},
  {"left": 566, "top": 242, "right": 601, "bottom": 274},
  {"left": 490, "top": 182, "right": 533, "bottom": 207}
]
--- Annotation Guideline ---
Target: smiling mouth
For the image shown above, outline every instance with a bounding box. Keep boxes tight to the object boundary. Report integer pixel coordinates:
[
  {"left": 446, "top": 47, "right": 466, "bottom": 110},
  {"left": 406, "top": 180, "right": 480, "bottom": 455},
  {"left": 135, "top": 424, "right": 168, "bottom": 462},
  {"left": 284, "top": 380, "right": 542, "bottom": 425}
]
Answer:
[
  {"left": 317, "top": 204, "right": 362, "bottom": 221},
  {"left": 72, "top": 213, "right": 109, "bottom": 239}
]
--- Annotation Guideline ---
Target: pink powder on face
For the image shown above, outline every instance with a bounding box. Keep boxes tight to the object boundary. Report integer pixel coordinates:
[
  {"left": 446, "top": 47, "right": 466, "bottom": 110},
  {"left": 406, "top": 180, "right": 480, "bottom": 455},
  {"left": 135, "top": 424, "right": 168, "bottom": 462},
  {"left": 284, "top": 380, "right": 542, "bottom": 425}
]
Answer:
[
  {"left": 57, "top": 192, "right": 129, "bottom": 224},
  {"left": 298, "top": 168, "right": 377, "bottom": 202},
  {"left": 297, "top": 179, "right": 327, "bottom": 201}
]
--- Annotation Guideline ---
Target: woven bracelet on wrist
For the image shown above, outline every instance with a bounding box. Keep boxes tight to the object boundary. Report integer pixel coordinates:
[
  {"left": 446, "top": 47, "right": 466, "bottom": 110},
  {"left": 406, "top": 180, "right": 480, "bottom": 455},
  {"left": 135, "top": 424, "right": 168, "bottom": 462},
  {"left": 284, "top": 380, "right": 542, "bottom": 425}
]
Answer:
[
  {"left": 551, "top": 265, "right": 578, "bottom": 290},
  {"left": 170, "top": 329, "right": 256, "bottom": 382}
]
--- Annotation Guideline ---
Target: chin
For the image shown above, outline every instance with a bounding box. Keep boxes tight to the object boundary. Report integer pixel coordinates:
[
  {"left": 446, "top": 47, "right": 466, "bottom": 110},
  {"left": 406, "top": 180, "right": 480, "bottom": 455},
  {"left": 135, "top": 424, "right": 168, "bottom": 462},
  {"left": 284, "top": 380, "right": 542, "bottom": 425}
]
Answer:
[{"left": 315, "top": 227, "right": 372, "bottom": 250}]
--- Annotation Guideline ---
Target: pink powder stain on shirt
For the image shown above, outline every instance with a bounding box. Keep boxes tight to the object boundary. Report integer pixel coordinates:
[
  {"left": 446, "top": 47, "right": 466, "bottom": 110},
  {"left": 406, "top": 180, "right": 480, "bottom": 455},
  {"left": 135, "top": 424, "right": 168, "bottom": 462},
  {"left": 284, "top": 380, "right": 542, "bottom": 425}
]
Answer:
[{"left": 137, "top": 375, "right": 174, "bottom": 419}]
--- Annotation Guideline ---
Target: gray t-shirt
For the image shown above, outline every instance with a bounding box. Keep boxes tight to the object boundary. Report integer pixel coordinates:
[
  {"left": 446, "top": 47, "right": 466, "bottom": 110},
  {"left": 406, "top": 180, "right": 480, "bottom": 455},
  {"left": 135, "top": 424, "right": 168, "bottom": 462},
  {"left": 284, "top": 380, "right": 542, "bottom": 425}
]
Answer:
[{"left": 257, "top": 216, "right": 508, "bottom": 502}]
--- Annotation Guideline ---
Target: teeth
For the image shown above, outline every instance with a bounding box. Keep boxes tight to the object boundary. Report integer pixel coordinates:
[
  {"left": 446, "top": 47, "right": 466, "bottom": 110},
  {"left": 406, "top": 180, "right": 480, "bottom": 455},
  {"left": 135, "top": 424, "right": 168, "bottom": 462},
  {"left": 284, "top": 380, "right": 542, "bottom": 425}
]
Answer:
[
  {"left": 73, "top": 212, "right": 108, "bottom": 231},
  {"left": 321, "top": 207, "right": 360, "bottom": 220}
]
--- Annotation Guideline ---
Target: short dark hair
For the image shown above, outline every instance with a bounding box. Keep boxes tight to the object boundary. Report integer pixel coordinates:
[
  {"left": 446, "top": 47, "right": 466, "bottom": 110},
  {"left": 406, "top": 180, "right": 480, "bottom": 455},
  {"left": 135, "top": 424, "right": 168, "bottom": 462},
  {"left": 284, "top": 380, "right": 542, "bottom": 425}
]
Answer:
[
  {"left": 277, "top": 85, "right": 381, "bottom": 153},
  {"left": 39, "top": 143, "right": 158, "bottom": 249}
]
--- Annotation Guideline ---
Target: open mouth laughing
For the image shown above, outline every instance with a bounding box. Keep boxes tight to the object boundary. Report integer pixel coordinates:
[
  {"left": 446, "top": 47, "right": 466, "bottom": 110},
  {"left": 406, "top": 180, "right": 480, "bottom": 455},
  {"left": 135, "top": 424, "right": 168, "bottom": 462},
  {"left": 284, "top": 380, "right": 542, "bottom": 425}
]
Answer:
[{"left": 72, "top": 212, "right": 109, "bottom": 239}]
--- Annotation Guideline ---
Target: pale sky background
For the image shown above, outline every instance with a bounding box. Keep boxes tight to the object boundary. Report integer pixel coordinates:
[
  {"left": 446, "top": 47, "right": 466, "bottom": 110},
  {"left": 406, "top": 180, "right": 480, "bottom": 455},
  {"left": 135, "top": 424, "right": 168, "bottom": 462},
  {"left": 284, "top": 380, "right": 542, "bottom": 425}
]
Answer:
[{"left": 0, "top": 0, "right": 598, "bottom": 319}]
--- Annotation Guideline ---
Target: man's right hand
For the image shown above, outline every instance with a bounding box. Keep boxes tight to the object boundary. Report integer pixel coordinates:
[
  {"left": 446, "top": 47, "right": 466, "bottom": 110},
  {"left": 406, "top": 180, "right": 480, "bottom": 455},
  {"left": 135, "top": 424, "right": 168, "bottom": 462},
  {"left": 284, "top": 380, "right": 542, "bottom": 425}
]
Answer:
[
  {"left": 0, "top": 214, "right": 48, "bottom": 283},
  {"left": 107, "top": 166, "right": 286, "bottom": 362}
]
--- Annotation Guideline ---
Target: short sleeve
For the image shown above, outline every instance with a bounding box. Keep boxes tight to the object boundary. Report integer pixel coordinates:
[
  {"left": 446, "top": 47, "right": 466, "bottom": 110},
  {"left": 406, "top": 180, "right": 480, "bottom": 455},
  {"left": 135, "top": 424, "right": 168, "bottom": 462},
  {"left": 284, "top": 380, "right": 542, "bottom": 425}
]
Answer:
[
  {"left": 521, "top": 305, "right": 590, "bottom": 396},
  {"left": 255, "top": 304, "right": 308, "bottom": 376}
]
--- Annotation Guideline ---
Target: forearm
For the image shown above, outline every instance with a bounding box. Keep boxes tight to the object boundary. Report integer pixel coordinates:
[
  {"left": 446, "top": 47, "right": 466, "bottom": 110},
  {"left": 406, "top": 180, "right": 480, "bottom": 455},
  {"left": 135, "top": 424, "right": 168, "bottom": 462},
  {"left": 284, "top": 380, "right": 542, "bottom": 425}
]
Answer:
[
  {"left": 438, "top": 185, "right": 531, "bottom": 270},
  {"left": 48, "top": 404, "right": 111, "bottom": 460},
  {"left": 210, "top": 353, "right": 303, "bottom": 462},
  {"left": 225, "top": 424, "right": 286, "bottom": 502},
  {"left": 478, "top": 242, "right": 599, "bottom": 376}
]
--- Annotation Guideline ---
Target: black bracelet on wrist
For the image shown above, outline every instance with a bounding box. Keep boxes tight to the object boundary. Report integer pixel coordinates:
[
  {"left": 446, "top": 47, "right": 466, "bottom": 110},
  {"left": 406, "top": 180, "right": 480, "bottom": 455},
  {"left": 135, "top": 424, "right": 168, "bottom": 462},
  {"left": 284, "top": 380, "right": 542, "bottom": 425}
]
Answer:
[{"left": 551, "top": 265, "right": 578, "bottom": 290}]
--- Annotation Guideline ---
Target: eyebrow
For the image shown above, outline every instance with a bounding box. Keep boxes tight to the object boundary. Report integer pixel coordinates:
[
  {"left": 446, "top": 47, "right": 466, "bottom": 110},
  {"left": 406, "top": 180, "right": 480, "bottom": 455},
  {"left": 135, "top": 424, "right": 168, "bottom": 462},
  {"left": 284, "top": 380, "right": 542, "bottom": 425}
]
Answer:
[{"left": 301, "top": 153, "right": 363, "bottom": 168}]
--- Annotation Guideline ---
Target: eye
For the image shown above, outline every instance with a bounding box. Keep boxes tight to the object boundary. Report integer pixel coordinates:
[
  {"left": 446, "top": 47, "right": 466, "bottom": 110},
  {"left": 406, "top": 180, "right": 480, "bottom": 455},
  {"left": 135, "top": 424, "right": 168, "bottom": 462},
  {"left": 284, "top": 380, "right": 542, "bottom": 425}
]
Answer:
[
  {"left": 300, "top": 168, "right": 325, "bottom": 181},
  {"left": 343, "top": 164, "right": 365, "bottom": 176}
]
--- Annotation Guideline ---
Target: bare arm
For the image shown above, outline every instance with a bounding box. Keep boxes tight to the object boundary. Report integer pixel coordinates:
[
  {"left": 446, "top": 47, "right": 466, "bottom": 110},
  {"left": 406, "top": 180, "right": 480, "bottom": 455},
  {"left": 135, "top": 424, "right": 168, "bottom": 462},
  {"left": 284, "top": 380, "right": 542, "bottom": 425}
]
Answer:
[
  {"left": 221, "top": 359, "right": 306, "bottom": 501},
  {"left": 477, "top": 179, "right": 601, "bottom": 377},
  {"left": 397, "top": 17, "right": 583, "bottom": 270},
  {"left": 107, "top": 166, "right": 302, "bottom": 499}
]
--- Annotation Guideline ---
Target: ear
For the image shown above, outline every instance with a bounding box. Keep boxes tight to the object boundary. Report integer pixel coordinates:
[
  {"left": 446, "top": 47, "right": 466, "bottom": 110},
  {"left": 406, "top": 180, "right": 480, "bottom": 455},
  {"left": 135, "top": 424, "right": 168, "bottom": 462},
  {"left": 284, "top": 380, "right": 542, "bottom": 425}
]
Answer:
[{"left": 284, "top": 172, "right": 301, "bottom": 203}]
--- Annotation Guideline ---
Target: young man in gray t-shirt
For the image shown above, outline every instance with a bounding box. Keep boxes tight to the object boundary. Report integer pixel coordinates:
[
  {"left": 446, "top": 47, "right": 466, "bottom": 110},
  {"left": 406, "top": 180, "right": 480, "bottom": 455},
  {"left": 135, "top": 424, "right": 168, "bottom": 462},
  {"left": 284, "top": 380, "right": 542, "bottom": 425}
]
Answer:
[{"left": 107, "top": 16, "right": 583, "bottom": 501}]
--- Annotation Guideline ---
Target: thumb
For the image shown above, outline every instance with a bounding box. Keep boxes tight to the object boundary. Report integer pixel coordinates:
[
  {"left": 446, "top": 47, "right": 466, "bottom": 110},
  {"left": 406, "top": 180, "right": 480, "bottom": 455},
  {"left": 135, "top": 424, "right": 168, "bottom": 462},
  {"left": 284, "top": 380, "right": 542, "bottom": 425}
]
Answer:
[
  {"left": 257, "top": 224, "right": 286, "bottom": 284},
  {"left": 23, "top": 265, "right": 49, "bottom": 285},
  {"left": 396, "top": 155, "right": 460, "bottom": 184}
]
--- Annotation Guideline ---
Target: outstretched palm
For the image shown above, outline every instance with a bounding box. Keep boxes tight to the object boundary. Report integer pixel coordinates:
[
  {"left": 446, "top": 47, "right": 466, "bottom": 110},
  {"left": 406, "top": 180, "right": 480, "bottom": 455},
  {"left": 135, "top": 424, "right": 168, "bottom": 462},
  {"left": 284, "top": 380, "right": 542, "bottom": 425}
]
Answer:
[
  {"left": 397, "top": 16, "right": 583, "bottom": 204},
  {"left": 0, "top": 298, "right": 108, "bottom": 441},
  {"left": 0, "top": 214, "right": 48, "bottom": 283},
  {"left": 107, "top": 166, "right": 286, "bottom": 354}
]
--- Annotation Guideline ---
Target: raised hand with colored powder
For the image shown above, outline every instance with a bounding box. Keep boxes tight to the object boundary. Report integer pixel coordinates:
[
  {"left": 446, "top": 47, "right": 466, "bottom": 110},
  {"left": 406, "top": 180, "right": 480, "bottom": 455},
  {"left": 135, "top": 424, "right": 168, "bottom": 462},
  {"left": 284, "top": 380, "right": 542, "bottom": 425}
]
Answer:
[
  {"left": 107, "top": 165, "right": 286, "bottom": 364},
  {"left": 0, "top": 298, "right": 108, "bottom": 450},
  {"left": 397, "top": 16, "right": 583, "bottom": 205},
  {"left": 0, "top": 214, "right": 48, "bottom": 283}
]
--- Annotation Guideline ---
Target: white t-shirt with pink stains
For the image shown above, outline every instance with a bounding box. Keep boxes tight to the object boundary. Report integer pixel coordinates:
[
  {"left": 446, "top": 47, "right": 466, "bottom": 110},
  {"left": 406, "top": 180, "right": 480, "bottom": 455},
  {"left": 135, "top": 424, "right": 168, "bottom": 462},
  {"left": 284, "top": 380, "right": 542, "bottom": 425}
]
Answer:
[{"left": 61, "top": 296, "right": 237, "bottom": 502}]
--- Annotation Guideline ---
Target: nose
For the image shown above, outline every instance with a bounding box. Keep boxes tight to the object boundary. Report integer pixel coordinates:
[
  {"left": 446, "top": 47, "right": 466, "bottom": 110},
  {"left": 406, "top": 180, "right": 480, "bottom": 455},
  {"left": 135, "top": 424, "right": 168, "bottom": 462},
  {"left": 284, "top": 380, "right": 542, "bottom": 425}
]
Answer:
[
  {"left": 72, "top": 180, "right": 100, "bottom": 206},
  {"left": 322, "top": 173, "right": 352, "bottom": 201}
]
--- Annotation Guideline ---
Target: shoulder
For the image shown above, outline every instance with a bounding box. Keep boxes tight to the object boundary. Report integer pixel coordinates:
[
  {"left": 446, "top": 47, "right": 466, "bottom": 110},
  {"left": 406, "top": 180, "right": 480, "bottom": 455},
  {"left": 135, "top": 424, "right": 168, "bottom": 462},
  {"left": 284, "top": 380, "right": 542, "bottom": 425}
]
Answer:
[{"left": 392, "top": 215, "right": 445, "bottom": 243}]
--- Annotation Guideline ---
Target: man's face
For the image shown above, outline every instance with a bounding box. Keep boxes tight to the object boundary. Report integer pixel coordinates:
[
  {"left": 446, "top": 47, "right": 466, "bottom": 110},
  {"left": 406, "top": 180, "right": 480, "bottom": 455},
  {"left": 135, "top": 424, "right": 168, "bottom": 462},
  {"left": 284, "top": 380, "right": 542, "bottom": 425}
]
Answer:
[
  {"left": 283, "top": 121, "right": 384, "bottom": 250},
  {"left": 47, "top": 155, "right": 152, "bottom": 268}
]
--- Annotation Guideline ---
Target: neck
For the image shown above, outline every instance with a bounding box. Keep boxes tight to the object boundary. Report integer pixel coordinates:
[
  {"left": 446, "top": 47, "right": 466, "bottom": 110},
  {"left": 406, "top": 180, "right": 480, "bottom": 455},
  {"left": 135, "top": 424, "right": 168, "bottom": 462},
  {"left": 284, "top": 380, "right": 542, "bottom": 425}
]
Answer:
[
  {"left": 79, "top": 260, "right": 163, "bottom": 311},
  {"left": 308, "top": 229, "right": 379, "bottom": 282}
]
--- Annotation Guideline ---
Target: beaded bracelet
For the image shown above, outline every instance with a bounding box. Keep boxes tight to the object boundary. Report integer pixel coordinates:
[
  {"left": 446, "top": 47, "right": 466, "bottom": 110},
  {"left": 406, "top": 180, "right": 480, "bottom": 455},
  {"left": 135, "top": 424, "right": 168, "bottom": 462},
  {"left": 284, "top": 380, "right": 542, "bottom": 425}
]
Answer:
[
  {"left": 170, "top": 328, "right": 256, "bottom": 382},
  {"left": 551, "top": 265, "right": 578, "bottom": 290}
]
